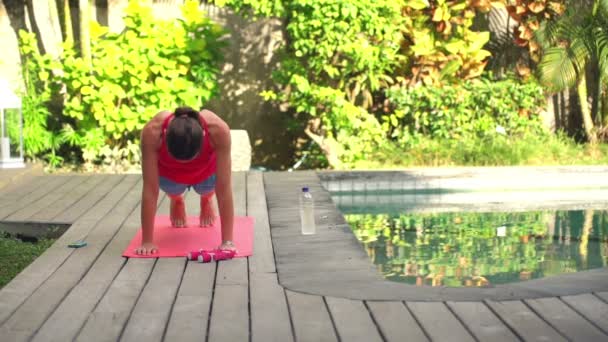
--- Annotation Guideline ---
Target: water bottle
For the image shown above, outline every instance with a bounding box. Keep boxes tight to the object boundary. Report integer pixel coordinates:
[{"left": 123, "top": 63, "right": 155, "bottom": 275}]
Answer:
[{"left": 299, "top": 187, "right": 316, "bottom": 235}]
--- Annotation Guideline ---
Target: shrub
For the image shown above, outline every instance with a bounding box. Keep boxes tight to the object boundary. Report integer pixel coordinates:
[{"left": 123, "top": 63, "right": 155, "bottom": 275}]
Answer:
[
  {"left": 384, "top": 77, "right": 547, "bottom": 145},
  {"left": 19, "top": 0, "right": 225, "bottom": 168}
]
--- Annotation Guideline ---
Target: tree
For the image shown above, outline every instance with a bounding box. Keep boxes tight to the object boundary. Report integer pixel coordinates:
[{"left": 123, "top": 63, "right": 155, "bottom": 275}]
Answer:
[
  {"left": 59, "top": 0, "right": 74, "bottom": 46},
  {"left": 535, "top": 0, "right": 608, "bottom": 143},
  {"left": 79, "top": 0, "right": 92, "bottom": 68}
]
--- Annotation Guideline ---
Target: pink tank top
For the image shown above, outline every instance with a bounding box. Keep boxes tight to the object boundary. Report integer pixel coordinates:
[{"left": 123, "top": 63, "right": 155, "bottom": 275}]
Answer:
[{"left": 157, "top": 113, "right": 217, "bottom": 184}]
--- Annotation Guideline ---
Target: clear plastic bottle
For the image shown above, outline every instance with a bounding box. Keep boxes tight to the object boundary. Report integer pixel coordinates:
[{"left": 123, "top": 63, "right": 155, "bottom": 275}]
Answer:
[{"left": 299, "top": 187, "right": 316, "bottom": 235}]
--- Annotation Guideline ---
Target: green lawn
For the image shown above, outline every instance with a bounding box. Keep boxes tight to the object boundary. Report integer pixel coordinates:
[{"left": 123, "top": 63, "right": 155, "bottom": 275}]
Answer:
[{"left": 0, "top": 233, "right": 55, "bottom": 289}]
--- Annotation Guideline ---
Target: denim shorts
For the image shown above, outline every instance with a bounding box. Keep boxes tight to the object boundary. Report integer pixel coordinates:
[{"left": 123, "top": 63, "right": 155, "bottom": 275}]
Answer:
[{"left": 159, "top": 174, "right": 216, "bottom": 196}]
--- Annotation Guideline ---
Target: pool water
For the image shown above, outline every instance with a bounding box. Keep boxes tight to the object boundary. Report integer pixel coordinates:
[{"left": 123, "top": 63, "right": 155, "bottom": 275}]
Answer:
[{"left": 343, "top": 209, "right": 608, "bottom": 287}]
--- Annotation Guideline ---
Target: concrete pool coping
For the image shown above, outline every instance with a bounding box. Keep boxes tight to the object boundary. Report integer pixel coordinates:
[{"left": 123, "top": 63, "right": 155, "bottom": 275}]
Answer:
[{"left": 264, "top": 167, "right": 608, "bottom": 301}]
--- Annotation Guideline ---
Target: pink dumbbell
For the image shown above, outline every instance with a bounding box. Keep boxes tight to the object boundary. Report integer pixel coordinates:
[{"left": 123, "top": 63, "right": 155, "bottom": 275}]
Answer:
[
  {"left": 197, "top": 249, "right": 236, "bottom": 263},
  {"left": 187, "top": 249, "right": 204, "bottom": 261}
]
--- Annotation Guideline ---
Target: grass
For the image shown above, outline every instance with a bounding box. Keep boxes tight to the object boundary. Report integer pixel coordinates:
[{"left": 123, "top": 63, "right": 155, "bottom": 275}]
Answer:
[
  {"left": 0, "top": 232, "right": 55, "bottom": 289},
  {"left": 350, "top": 133, "right": 608, "bottom": 169}
]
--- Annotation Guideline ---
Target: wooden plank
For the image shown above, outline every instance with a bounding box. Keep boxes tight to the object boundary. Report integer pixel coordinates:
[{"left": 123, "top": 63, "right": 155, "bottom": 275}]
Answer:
[
  {"left": 406, "top": 302, "right": 475, "bottom": 342},
  {"left": 121, "top": 258, "right": 185, "bottom": 342},
  {"left": 325, "top": 296, "right": 383, "bottom": 342},
  {"left": 208, "top": 257, "right": 249, "bottom": 342},
  {"left": 0, "top": 175, "right": 48, "bottom": 207},
  {"left": 164, "top": 261, "right": 216, "bottom": 342},
  {"left": 31, "top": 194, "right": 169, "bottom": 342},
  {"left": 526, "top": 297, "right": 608, "bottom": 341},
  {"left": 208, "top": 172, "right": 250, "bottom": 342},
  {"left": 250, "top": 273, "right": 293, "bottom": 342},
  {"left": 596, "top": 292, "right": 608, "bottom": 303},
  {"left": 28, "top": 174, "right": 107, "bottom": 222},
  {"left": 446, "top": 301, "right": 519, "bottom": 342},
  {"left": 248, "top": 171, "right": 293, "bottom": 342},
  {"left": 486, "top": 300, "right": 567, "bottom": 342},
  {"left": 75, "top": 259, "right": 156, "bottom": 342},
  {"left": 248, "top": 171, "right": 276, "bottom": 274},
  {"left": 0, "top": 175, "right": 138, "bottom": 326},
  {"left": 366, "top": 301, "right": 428, "bottom": 342},
  {"left": 0, "top": 177, "right": 142, "bottom": 341},
  {"left": 53, "top": 175, "right": 125, "bottom": 223},
  {"left": 0, "top": 175, "right": 71, "bottom": 219},
  {"left": 163, "top": 179, "right": 217, "bottom": 341},
  {"left": 286, "top": 290, "right": 337, "bottom": 342},
  {"left": 561, "top": 294, "right": 608, "bottom": 334},
  {"left": 5, "top": 175, "right": 88, "bottom": 221}
]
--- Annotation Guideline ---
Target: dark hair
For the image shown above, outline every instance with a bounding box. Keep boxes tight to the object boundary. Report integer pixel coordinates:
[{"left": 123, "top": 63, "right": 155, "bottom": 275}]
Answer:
[{"left": 166, "top": 106, "right": 203, "bottom": 160}]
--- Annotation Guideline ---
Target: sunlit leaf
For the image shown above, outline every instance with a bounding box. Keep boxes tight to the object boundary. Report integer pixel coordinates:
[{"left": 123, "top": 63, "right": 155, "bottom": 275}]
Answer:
[
  {"left": 538, "top": 47, "right": 578, "bottom": 91},
  {"left": 405, "top": 0, "right": 429, "bottom": 10}
]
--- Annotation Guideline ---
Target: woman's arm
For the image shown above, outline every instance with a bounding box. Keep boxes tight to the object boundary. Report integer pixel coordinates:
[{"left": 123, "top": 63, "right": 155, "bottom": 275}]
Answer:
[
  {"left": 204, "top": 111, "right": 234, "bottom": 245},
  {"left": 136, "top": 114, "right": 163, "bottom": 255}
]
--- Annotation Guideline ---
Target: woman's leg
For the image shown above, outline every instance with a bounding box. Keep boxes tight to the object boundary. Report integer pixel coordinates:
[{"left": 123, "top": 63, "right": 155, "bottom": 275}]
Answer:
[
  {"left": 199, "top": 192, "right": 216, "bottom": 227},
  {"left": 193, "top": 174, "right": 217, "bottom": 227},
  {"left": 159, "top": 176, "right": 188, "bottom": 227},
  {"left": 169, "top": 194, "right": 187, "bottom": 227}
]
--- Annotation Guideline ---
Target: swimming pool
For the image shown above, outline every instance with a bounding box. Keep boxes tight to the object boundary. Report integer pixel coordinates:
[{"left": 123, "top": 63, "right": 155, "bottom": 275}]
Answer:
[
  {"left": 266, "top": 168, "right": 608, "bottom": 300},
  {"left": 340, "top": 208, "right": 608, "bottom": 288}
]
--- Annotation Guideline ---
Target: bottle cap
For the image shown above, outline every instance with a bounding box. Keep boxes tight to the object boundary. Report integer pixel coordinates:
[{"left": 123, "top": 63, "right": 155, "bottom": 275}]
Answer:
[{"left": 302, "top": 187, "right": 309, "bottom": 192}]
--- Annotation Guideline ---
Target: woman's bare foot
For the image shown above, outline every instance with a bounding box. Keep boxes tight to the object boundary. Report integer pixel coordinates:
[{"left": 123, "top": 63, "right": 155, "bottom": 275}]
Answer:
[
  {"left": 200, "top": 193, "right": 216, "bottom": 227},
  {"left": 170, "top": 196, "right": 187, "bottom": 227}
]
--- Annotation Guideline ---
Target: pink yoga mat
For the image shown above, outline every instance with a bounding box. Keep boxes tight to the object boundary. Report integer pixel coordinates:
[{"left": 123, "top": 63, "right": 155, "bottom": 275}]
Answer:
[{"left": 123, "top": 215, "right": 254, "bottom": 258}]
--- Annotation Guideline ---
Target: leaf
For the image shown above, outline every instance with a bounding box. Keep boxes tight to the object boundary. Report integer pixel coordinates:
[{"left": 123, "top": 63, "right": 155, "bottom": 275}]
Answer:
[
  {"left": 445, "top": 40, "right": 465, "bottom": 54},
  {"left": 597, "top": 28, "right": 608, "bottom": 83},
  {"left": 405, "top": 0, "right": 430, "bottom": 10},
  {"left": 471, "top": 0, "right": 492, "bottom": 12},
  {"left": 432, "top": 7, "right": 444, "bottom": 22},
  {"left": 440, "top": 59, "right": 462, "bottom": 80},
  {"left": 599, "top": 0, "right": 608, "bottom": 15},
  {"left": 528, "top": 1, "right": 546, "bottom": 14},
  {"left": 81, "top": 86, "right": 94, "bottom": 95},
  {"left": 538, "top": 47, "right": 578, "bottom": 91}
]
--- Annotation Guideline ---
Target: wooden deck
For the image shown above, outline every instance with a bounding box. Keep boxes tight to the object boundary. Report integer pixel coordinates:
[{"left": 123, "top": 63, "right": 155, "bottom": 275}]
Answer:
[{"left": 0, "top": 171, "right": 607, "bottom": 341}]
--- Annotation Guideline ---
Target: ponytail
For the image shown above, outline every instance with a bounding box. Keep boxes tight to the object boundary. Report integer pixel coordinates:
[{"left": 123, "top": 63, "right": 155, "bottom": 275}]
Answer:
[{"left": 166, "top": 106, "right": 204, "bottom": 160}]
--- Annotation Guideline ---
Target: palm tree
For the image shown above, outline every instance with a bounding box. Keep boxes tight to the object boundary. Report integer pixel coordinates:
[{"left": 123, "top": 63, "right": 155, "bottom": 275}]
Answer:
[{"left": 535, "top": 0, "right": 608, "bottom": 143}]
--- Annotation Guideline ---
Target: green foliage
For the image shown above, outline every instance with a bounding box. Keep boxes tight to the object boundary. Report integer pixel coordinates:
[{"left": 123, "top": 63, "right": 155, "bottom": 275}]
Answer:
[
  {"left": 285, "top": 77, "right": 387, "bottom": 167},
  {"left": 59, "top": 0, "right": 225, "bottom": 163},
  {"left": 19, "top": 0, "right": 225, "bottom": 167},
  {"left": 535, "top": 1, "right": 608, "bottom": 91},
  {"left": 216, "top": 0, "right": 404, "bottom": 168},
  {"left": 354, "top": 130, "right": 608, "bottom": 168},
  {"left": 283, "top": 0, "right": 404, "bottom": 101},
  {"left": 384, "top": 77, "right": 547, "bottom": 144},
  {"left": 400, "top": 0, "right": 493, "bottom": 86},
  {"left": 214, "top": 0, "right": 522, "bottom": 168},
  {"left": 534, "top": 0, "right": 608, "bottom": 143},
  {"left": 17, "top": 31, "right": 59, "bottom": 160},
  {"left": 212, "top": 0, "right": 286, "bottom": 17}
]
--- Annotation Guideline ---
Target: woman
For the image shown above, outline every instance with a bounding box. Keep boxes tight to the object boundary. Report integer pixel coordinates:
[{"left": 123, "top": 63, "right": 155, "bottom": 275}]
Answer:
[{"left": 135, "top": 106, "right": 234, "bottom": 255}]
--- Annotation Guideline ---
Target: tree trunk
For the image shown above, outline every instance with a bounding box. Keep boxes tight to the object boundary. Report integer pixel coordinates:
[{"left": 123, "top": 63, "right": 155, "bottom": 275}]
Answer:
[
  {"left": 79, "top": 0, "right": 91, "bottom": 68},
  {"left": 303, "top": 126, "right": 342, "bottom": 168},
  {"left": 3, "top": 0, "right": 27, "bottom": 34},
  {"left": 577, "top": 73, "right": 597, "bottom": 143},
  {"left": 602, "top": 85, "right": 608, "bottom": 126},
  {"left": 58, "top": 0, "right": 74, "bottom": 45},
  {"left": 589, "top": 63, "right": 601, "bottom": 126},
  {"left": 95, "top": 0, "right": 108, "bottom": 26},
  {"left": 24, "top": 0, "right": 47, "bottom": 54}
]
